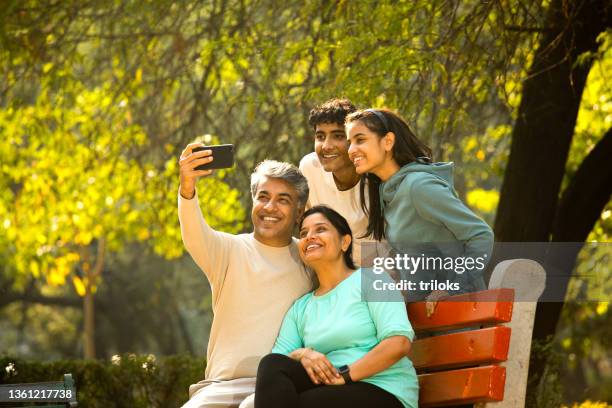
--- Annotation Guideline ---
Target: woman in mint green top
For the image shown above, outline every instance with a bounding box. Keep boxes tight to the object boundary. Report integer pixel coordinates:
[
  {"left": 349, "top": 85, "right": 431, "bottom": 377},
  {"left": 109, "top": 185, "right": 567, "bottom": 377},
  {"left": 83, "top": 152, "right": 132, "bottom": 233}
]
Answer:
[{"left": 255, "top": 205, "right": 418, "bottom": 408}]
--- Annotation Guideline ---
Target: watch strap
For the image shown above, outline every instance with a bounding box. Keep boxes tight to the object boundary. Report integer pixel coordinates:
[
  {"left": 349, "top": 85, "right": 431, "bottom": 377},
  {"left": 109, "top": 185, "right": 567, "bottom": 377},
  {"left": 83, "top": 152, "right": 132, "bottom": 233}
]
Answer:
[{"left": 338, "top": 365, "right": 353, "bottom": 384}]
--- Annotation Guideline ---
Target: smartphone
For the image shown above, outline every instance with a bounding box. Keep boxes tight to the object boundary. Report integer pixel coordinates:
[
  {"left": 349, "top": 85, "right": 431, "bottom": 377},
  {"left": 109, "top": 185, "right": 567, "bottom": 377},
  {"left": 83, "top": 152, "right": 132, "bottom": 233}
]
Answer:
[{"left": 192, "top": 144, "right": 235, "bottom": 170}]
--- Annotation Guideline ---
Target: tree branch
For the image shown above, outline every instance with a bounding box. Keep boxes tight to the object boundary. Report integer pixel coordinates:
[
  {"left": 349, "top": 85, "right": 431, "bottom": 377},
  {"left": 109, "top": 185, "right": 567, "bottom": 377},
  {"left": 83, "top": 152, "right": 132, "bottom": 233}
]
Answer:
[
  {"left": 91, "top": 238, "right": 106, "bottom": 280},
  {"left": 552, "top": 127, "right": 612, "bottom": 242},
  {"left": 503, "top": 25, "right": 552, "bottom": 33},
  {"left": 0, "top": 290, "right": 82, "bottom": 309}
]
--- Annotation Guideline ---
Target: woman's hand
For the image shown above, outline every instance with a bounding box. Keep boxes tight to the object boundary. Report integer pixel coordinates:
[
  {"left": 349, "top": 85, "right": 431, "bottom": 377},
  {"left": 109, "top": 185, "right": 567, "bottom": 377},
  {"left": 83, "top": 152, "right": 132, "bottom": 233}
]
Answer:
[
  {"left": 327, "top": 375, "right": 345, "bottom": 386},
  {"left": 300, "top": 349, "right": 340, "bottom": 385},
  {"left": 425, "top": 290, "right": 450, "bottom": 317}
]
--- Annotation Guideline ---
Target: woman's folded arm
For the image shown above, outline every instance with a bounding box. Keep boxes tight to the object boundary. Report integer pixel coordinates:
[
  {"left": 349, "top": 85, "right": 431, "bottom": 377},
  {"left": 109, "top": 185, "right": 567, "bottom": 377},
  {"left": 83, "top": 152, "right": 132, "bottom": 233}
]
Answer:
[{"left": 348, "top": 335, "right": 411, "bottom": 382}]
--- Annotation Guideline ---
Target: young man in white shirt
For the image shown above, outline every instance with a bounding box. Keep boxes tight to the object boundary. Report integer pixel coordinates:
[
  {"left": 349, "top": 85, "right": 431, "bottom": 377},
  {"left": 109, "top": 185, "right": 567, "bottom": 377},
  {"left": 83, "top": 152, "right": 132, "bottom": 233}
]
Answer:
[
  {"left": 299, "top": 99, "right": 375, "bottom": 265},
  {"left": 179, "top": 143, "right": 312, "bottom": 408}
]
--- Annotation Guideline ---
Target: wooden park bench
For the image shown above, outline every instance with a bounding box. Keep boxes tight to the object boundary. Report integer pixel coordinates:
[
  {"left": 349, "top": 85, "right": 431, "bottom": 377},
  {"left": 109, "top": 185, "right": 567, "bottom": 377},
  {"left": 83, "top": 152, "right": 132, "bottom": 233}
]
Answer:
[
  {"left": 408, "top": 259, "right": 546, "bottom": 407},
  {"left": 0, "top": 373, "right": 77, "bottom": 407}
]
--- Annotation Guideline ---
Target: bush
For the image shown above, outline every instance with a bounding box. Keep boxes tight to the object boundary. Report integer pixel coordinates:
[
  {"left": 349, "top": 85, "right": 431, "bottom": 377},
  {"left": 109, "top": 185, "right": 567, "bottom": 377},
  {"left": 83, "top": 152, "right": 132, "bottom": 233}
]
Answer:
[{"left": 0, "top": 354, "right": 206, "bottom": 408}]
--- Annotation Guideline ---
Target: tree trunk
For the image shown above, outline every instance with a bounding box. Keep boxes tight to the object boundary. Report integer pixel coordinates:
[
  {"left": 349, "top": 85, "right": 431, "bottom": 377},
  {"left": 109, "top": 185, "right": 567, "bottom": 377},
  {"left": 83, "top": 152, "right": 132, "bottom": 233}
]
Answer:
[
  {"left": 552, "top": 127, "right": 612, "bottom": 243},
  {"left": 82, "top": 239, "right": 105, "bottom": 359},
  {"left": 83, "top": 281, "right": 96, "bottom": 359},
  {"left": 494, "top": 0, "right": 610, "bottom": 398},
  {"left": 531, "top": 129, "right": 612, "bottom": 340},
  {"left": 495, "top": 0, "right": 608, "bottom": 329},
  {"left": 495, "top": 0, "right": 606, "bottom": 243}
]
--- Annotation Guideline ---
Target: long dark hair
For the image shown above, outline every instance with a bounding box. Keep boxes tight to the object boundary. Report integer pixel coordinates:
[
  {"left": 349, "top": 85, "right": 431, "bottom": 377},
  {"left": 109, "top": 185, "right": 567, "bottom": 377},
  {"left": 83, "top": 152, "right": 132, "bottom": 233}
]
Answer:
[
  {"left": 345, "top": 108, "right": 432, "bottom": 241},
  {"left": 299, "top": 205, "right": 356, "bottom": 270}
]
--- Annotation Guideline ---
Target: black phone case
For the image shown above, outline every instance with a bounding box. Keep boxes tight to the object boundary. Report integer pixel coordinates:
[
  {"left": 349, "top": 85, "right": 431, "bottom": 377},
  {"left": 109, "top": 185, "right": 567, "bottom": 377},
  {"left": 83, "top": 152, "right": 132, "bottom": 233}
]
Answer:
[{"left": 193, "top": 145, "right": 235, "bottom": 170}]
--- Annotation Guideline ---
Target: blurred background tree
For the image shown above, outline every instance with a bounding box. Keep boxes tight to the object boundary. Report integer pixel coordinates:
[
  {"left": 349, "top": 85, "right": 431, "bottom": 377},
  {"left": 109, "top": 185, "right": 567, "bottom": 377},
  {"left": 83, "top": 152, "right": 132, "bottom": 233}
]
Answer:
[{"left": 0, "top": 0, "right": 609, "bottom": 405}]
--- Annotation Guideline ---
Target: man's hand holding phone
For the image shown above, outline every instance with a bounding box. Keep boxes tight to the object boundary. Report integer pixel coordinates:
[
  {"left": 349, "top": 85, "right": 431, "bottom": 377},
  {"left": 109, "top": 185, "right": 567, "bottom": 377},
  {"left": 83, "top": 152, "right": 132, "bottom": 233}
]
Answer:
[
  {"left": 179, "top": 143, "right": 214, "bottom": 199},
  {"left": 179, "top": 143, "right": 235, "bottom": 199}
]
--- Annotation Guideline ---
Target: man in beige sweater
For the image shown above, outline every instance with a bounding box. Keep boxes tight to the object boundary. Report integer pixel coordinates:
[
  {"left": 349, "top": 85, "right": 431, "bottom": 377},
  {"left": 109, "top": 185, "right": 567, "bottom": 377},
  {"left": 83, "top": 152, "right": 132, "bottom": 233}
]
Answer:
[{"left": 179, "top": 143, "right": 313, "bottom": 408}]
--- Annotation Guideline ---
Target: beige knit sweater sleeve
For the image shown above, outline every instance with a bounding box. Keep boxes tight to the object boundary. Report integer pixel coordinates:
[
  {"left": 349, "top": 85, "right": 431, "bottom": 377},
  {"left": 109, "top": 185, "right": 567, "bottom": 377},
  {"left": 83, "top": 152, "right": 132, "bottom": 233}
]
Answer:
[{"left": 178, "top": 190, "right": 234, "bottom": 292}]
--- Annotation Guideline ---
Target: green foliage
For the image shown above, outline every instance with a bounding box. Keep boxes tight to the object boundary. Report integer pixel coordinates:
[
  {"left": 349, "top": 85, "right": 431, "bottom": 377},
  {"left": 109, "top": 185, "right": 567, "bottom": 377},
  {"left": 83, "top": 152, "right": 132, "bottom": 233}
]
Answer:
[
  {"left": 566, "top": 32, "right": 612, "bottom": 187},
  {"left": 0, "top": 60, "right": 244, "bottom": 292},
  {"left": 527, "top": 336, "right": 564, "bottom": 408},
  {"left": 0, "top": 354, "right": 205, "bottom": 407},
  {"left": 557, "top": 236, "right": 612, "bottom": 402},
  {"left": 565, "top": 402, "right": 612, "bottom": 408},
  {"left": 0, "top": 0, "right": 547, "bottom": 222}
]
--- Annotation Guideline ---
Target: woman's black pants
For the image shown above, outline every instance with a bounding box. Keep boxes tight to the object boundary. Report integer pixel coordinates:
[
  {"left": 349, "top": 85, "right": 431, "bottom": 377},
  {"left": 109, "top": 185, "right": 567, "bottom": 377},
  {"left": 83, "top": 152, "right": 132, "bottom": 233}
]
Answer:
[{"left": 255, "top": 353, "right": 403, "bottom": 408}]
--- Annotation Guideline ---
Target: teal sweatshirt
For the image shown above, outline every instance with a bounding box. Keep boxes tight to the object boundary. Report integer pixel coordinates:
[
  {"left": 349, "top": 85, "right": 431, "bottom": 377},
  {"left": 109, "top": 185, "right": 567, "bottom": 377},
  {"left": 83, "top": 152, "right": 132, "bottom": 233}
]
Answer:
[{"left": 380, "top": 161, "right": 494, "bottom": 295}]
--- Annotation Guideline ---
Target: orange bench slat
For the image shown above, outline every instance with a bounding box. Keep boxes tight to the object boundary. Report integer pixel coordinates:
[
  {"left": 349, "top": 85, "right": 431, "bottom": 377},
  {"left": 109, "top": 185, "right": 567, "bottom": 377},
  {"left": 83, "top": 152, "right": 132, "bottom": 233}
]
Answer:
[
  {"left": 418, "top": 365, "right": 506, "bottom": 407},
  {"left": 407, "top": 288, "right": 514, "bottom": 332},
  {"left": 410, "top": 326, "right": 511, "bottom": 371}
]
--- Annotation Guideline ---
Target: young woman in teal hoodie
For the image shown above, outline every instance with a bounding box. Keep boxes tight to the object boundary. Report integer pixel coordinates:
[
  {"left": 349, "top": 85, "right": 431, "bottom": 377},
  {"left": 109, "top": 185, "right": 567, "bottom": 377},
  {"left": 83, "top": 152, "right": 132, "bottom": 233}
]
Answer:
[{"left": 345, "top": 108, "right": 494, "bottom": 307}]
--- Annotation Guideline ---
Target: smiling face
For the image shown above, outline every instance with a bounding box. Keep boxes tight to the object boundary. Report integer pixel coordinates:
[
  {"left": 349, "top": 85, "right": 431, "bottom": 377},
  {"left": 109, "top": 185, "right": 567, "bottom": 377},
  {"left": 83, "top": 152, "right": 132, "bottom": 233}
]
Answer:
[
  {"left": 346, "top": 121, "right": 396, "bottom": 179},
  {"left": 252, "top": 176, "right": 303, "bottom": 247},
  {"left": 314, "top": 122, "right": 354, "bottom": 174},
  {"left": 298, "top": 212, "right": 351, "bottom": 267}
]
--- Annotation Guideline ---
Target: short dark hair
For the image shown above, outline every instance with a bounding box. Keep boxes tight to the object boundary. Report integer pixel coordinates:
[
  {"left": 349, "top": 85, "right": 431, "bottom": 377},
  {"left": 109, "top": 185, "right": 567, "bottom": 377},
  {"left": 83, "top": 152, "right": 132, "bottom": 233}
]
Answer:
[
  {"left": 299, "top": 205, "right": 357, "bottom": 270},
  {"left": 308, "top": 98, "right": 357, "bottom": 130},
  {"left": 345, "top": 108, "right": 432, "bottom": 241}
]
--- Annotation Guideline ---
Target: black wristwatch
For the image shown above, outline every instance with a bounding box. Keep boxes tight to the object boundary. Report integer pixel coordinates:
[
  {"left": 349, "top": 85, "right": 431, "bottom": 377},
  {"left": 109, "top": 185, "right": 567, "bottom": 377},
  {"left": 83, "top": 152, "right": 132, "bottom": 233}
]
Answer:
[{"left": 338, "top": 365, "right": 353, "bottom": 384}]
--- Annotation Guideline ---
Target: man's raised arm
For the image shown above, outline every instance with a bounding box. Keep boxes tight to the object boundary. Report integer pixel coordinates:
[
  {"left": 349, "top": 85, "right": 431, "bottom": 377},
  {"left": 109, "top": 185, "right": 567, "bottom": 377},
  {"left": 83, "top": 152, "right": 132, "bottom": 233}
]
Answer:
[{"left": 178, "top": 143, "right": 232, "bottom": 290}]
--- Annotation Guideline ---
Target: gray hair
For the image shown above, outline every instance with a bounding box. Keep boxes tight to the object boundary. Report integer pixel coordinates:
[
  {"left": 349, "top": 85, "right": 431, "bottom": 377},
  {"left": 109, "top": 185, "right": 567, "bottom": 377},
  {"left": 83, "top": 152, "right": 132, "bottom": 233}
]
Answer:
[{"left": 250, "top": 160, "right": 309, "bottom": 206}]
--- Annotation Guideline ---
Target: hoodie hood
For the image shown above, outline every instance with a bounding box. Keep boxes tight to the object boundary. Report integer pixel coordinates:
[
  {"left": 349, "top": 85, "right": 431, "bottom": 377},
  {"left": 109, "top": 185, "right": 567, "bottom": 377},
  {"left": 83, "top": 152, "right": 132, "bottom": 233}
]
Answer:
[
  {"left": 375, "top": 159, "right": 493, "bottom": 297},
  {"left": 381, "top": 161, "right": 455, "bottom": 205}
]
